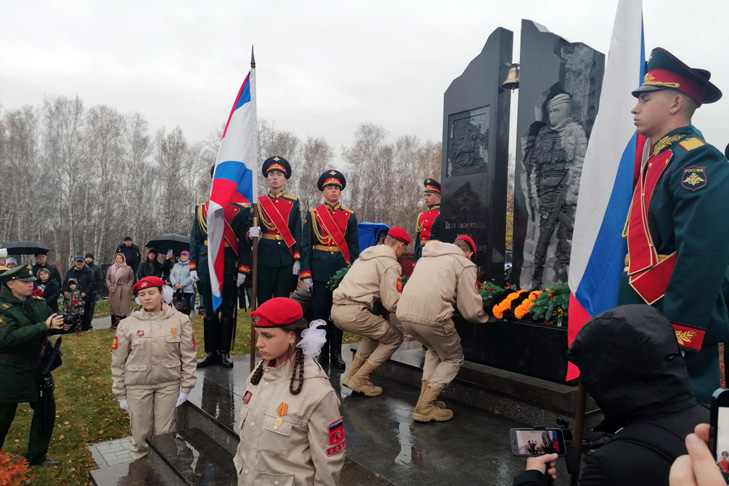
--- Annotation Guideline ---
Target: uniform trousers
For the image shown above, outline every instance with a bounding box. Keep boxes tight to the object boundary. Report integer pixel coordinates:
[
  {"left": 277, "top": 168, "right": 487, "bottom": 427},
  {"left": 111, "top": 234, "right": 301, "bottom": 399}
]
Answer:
[
  {"left": 127, "top": 383, "right": 179, "bottom": 459},
  {"left": 331, "top": 304, "right": 403, "bottom": 367},
  {"left": 400, "top": 319, "right": 464, "bottom": 386},
  {"left": 0, "top": 396, "right": 55, "bottom": 464}
]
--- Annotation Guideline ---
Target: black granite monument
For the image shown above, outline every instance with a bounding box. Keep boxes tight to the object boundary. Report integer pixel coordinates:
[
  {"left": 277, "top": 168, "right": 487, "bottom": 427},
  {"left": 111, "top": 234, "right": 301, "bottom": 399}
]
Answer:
[
  {"left": 512, "top": 20, "right": 604, "bottom": 289},
  {"left": 440, "top": 27, "right": 513, "bottom": 281}
]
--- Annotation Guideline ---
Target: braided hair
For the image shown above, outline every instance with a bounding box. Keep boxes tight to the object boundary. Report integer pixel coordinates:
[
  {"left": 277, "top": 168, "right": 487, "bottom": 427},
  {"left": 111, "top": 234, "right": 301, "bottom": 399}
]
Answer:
[{"left": 249, "top": 321, "right": 307, "bottom": 394}]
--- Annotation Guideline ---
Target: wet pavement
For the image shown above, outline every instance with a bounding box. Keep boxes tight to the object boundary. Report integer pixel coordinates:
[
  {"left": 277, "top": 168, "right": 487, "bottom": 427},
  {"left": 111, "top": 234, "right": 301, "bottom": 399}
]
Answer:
[{"left": 192, "top": 351, "right": 570, "bottom": 486}]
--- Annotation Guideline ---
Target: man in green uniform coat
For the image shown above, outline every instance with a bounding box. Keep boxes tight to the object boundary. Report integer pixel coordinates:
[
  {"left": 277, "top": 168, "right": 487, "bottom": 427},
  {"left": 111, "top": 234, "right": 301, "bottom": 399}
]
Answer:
[
  {"left": 189, "top": 167, "right": 253, "bottom": 369},
  {"left": 0, "top": 265, "right": 65, "bottom": 465},
  {"left": 620, "top": 47, "right": 729, "bottom": 402}
]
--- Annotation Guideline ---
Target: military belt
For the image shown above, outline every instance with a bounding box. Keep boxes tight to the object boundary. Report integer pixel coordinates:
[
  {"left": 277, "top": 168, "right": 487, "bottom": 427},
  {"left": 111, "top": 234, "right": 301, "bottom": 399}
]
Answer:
[
  {"left": 313, "top": 244, "right": 340, "bottom": 253},
  {"left": 262, "top": 233, "right": 284, "bottom": 241}
]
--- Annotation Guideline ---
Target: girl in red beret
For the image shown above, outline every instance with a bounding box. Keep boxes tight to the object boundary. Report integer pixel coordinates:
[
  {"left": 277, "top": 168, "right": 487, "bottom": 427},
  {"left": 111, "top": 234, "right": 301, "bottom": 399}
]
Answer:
[
  {"left": 110, "top": 276, "right": 197, "bottom": 459},
  {"left": 234, "top": 297, "right": 345, "bottom": 485}
]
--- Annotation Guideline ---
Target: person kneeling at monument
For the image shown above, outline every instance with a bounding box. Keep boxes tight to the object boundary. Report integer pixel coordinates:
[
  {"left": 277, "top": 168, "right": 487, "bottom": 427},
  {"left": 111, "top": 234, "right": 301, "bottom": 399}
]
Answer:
[
  {"left": 111, "top": 276, "right": 197, "bottom": 459},
  {"left": 514, "top": 305, "right": 708, "bottom": 486},
  {"left": 234, "top": 297, "right": 345, "bottom": 486},
  {"left": 396, "top": 234, "right": 489, "bottom": 423},
  {"left": 331, "top": 226, "right": 411, "bottom": 397}
]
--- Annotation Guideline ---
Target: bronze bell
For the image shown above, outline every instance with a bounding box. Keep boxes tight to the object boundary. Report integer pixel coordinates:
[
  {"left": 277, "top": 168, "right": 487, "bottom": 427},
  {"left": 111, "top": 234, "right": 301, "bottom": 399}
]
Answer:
[{"left": 502, "top": 63, "right": 520, "bottom": 90}]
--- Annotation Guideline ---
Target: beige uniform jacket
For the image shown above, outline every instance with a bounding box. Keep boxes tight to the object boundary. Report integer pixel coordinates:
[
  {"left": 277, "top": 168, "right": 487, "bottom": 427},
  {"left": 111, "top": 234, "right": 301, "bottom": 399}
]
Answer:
[
  {"left": 332, "top": 244, "right": 401, "bottom": 312},
  {"left": 234, "top": 357, "right": 345, "bottom": 486},
  {"left": 111, "top": 304, "right": 197, "bottom": 400},
  {"left": 396, "top": 240, "right": 488, "bottom": 325}
]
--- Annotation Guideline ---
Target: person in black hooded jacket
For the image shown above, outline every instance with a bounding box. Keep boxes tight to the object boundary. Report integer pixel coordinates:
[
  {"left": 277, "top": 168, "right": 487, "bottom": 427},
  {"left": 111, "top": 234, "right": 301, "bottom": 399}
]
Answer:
[
  {"left": 136, "top": 249, "right": 162, "bottom": 280},
  {"left": 514, "top": 304, "right": 709, "bottom": 486}
]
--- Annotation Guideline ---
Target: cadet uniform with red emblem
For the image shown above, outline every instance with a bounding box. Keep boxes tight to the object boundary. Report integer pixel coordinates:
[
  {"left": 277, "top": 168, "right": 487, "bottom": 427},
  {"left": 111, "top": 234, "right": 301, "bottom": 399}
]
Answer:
[
  {"left": 250, "top": 156, "right": 303, "bottom": 304},
  {"left": 111, "top": 276, "right": 197, "bottom": 459},
  {"left": 189, "top": 166, "right": 252, "bottom": 368},
  {"left": 331, "top": 226, "right": 412, "bottom": 397},
  {"left": 234, "top": 297, "right": 345, "bottom": 486},
  {"left": 619, "top": 47, "right": 729, "bottom": 401},
  {"left": 300, "top": 170, "right": 359, "bottom": 370},
  {"left": 414, "top": 178, "right": 444, "bottom": 259}
]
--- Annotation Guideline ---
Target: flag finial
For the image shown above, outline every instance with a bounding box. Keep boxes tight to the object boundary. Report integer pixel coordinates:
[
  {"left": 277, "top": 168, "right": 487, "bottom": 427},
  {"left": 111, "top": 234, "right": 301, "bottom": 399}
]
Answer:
[{"left": 251, "top": 45, "right": 256, "bottom": 69}]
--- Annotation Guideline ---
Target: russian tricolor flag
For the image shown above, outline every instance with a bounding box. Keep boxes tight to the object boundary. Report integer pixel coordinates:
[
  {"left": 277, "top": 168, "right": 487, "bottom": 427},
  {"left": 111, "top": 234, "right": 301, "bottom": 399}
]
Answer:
[
  {"left": 208, "top": 62, "right": 258, "bottom": 311},
  {"left": 567, "top": 0, "right": 646, "bottom": 380}
]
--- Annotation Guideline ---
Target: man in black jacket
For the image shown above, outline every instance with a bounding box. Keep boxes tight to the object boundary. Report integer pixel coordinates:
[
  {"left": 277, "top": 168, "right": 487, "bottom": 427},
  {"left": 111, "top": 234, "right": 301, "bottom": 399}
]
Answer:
[
  {"left": 514, "top": 305, "right": 708, "bottom": 486},
  {"left": 64, "top": 256, "right": 95, "bottom": 330}
]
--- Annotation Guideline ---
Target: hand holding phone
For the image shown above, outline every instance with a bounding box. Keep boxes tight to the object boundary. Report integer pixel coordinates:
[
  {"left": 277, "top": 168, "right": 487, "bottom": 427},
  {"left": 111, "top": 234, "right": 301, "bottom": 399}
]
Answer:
[
  {"left": 510, "top": 427, "right": 566, "bottom": 457},
  {"left": 709, "top": 388, "right": 729, "bottom": 479}
]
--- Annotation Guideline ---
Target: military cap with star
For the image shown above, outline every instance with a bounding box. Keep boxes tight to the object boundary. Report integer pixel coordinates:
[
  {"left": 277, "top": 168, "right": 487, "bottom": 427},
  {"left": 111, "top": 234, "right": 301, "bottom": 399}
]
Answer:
[
  {"left": 632, "top": 47, "right": 722, "bottom": 104},
  {"left": 262, "top": 156, "right": 292, "bottom": 179},
  {"left": 1, "top": 264, "right": 36, "bottom": 283},
  {"left": 423, "top": 178, "right": 441, "bottom": 194},
  {"left": 317, "top": 169, "right": 346, "bottom": 191}
]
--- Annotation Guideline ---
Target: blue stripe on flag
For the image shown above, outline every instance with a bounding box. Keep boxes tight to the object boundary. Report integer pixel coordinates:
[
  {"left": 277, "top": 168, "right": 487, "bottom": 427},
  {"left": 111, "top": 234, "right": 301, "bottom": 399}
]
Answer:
[
  {"left": 234, "top": 75, "right": 252, "bottom": 111},
  {"left": 214, "top": 160, "right": 254, "bottom": 202}
]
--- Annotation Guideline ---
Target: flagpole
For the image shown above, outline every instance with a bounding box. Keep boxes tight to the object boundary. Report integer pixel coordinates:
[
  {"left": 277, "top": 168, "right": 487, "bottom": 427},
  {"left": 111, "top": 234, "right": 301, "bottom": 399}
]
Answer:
[{"left": 249, "top": 45, "right": 259, "bottom": 373}]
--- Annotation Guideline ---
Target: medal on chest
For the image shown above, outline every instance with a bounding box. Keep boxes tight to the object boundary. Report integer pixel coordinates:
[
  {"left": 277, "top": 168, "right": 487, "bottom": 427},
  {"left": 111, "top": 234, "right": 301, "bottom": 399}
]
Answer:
[{"left": 274, "top": 402, "right": 288, "bottom": 429}]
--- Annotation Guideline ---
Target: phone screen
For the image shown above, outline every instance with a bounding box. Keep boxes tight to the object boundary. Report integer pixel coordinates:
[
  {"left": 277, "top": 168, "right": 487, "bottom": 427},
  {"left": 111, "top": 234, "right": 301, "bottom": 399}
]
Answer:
[
  {"left": 715, "top": 407, "right": 729, "bottom": 474},
  {"left": 511, "top": 428, "right": 565, "bottom": 457}
]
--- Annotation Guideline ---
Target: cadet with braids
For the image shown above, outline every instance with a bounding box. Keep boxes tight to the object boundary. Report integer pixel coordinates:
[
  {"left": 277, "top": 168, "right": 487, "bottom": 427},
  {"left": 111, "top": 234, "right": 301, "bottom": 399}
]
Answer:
[{"left": 234, "top": 297, "right": 345, "bottom": 485}]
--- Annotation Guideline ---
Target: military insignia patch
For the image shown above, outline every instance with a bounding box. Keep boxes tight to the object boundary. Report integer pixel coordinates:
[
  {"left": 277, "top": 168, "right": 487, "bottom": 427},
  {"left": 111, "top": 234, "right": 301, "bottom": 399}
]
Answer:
[
  {"left": 328, "top": 417, "right": 345, "bottom": 446},
  {"left": 136, "top": 329, "right": 145, "bottom": 337},
  {"left": 111, "top": 336, "right": 119, "bottom": 350},
  {"left": 681, "top": 167, "right": 707, "bottom": 191},
  {"left": 243, "top": 391, "right": 252, "bottom": 404}
]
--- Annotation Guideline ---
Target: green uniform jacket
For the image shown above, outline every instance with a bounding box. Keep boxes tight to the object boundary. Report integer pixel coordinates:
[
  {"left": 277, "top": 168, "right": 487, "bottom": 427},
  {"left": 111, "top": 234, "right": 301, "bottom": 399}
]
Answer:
[
  {"left": 0, "top": 286, "right": 52, "bottom": 402},
  {"left": 301, "top": 205, "right": 359, "bottom": 283},
  {"left": 619, "top": 125, "right": 729, "bottom": 349},
  {"left": 256, "top": 194, "right": 302, "bottom": 268},
  {"left": 189, "top": 201, "right": 253, "bottom": 282}
]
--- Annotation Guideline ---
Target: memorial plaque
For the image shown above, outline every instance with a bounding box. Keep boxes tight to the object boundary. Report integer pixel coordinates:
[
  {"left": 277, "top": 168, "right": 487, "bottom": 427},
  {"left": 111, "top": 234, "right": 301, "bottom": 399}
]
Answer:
[
  {"left": 441, "top": 27, "right": 513, "bottom": 281},
  {"left": 512, "top": 20, "right": 604, "bottom": 289}
]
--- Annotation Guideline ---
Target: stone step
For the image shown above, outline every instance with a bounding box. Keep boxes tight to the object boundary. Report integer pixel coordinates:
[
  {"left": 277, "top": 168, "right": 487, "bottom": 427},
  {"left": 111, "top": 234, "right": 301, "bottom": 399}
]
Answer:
[
  {"left": 89, "top": 460, "right": 163, "bottom": 486},
  {"left": 146, "top": 427, "right": 238, "bottom": 486}
]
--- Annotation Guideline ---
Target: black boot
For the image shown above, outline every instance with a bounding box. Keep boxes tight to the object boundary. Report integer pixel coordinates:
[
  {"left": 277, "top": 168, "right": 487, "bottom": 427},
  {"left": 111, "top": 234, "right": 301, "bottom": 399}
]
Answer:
[
  {"left": 330, "top": 325, "right": 346, "bottom": 371},
  {"left": 219, "top": 353, "right": 234, "bottom": 368},
  {"left": 197, "top": 352, "right": 219, "bottom": 368}
]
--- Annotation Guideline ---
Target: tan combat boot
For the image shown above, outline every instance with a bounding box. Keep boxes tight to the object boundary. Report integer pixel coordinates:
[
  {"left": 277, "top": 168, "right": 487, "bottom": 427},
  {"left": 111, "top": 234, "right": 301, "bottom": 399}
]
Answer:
[
  {"left": 413, "top": 383, "right": 454, "bottom": 423},
  {"left": 342, "top": 354, "right": 367, "bottom": 389},
  {"left": 422, "top": 380, "right": 447, "bottom": 409},
  {"left": 345, "top": 360, "right": 384, "bottom": 397}
]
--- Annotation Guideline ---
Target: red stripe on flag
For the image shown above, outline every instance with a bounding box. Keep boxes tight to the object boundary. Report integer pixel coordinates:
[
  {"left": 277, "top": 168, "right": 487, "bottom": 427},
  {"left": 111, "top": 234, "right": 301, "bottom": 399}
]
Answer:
[
  {"left": 566, "top": 293, "right": 591, "bottom": 381},
  {"left": 222, "top": 75, "right": 249, "bottom": 139}
]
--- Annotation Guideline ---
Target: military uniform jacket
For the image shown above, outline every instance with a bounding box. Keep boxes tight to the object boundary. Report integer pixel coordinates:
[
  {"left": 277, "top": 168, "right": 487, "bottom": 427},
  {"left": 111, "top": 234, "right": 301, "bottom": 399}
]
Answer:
[
  {"left": 620, "top": 125, "right": 729, "bottom": 350},
  {"left": 0, "top": 287, "right": 52, "bottom": 402},
  {"left": 189, "top": 201, "right": 252, "bottom": 278},
  {"left": 256, "top": 193, "right": 302, "bottom": 268},
  {"left": 300, "top": 203, "right": 359, "bottom": 283},
  {"left": 111, "top": 304, "right": 197, "bottom": 400},
  {"left": 414, "top": 204, "right": 440, "bottom": 258},
  {"left": 332, "top": 244, "right": 402, "bottom": 313},
  {"left": 234, "top": 357, "right": 345, "bottom": 486}
]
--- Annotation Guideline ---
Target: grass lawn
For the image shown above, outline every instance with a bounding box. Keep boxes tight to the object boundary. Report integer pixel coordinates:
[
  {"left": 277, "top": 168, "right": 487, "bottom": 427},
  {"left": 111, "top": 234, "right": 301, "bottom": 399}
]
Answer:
[{"left": 3, "top": 311, "right": 253, "bottom": 485}]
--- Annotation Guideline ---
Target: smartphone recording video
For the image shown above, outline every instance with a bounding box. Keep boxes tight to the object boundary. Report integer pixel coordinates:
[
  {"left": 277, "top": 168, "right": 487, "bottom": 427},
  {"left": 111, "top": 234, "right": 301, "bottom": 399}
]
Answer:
[{"left": 510, "top": 428, "right": 565, "bottom": 457}]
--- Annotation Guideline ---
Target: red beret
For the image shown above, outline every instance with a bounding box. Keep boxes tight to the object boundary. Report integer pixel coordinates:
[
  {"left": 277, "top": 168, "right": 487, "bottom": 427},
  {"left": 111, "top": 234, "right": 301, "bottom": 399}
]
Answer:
[
  {"left": 251, "top": 297, "right": 304, "bottom": 328},
  {"left": 133, "top": 276, "right": 165, "bottom": 295},
  {"left": 455, "top": 234, "right": 477, "bottom": 255},
  {"left": 387, "top": 226, "right": 412, "bottom": 245}
]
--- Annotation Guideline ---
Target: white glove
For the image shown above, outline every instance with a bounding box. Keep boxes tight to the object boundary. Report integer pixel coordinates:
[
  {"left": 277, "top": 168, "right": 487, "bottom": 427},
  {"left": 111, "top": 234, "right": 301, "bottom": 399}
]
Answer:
[
  {"left": 292, "top": 261, "right": 300, "bottom": 276},
  {"left": 237, "top": 273, "right": 247, "bottom": 287},
  {"left": 248, "top": 226, "right": 261, "bottom": 238},
  {"left": 176, "top": 392, "right": 189, "bottom": 407},
  {"left": 119, "top": 399, "right": 128, "bottom": 411},
  {"left": 189, "top": 270, "right": 198, "bottom": 283},
  {"left": 302, "top": 278, "right": 313, "bottom": 290}
]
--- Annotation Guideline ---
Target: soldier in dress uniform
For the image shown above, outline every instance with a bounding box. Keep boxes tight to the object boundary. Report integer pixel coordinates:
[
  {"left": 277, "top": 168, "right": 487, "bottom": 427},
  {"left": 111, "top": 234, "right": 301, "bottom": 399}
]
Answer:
[
  {"left": 0, "top": 265, "right": 65, "bottom": 465},
  {"left": 414, "top": 178, "right": 443, "bottom": 258},
  {"left": 331, "top": 226, "right": 411, "bottom": 397},
  {"left": 189, "top": 167, "right": 252, "bottom": 368},
  {"left": 620, "top": 47, "right": 729, "bottom": 402},
  {"left": 300, "top": 169, "right": 359, "bottom": 370},
  {"left": 249, "top": 156, "right": 302, "bottom": 304},
  {"left": 234, "top": 297, "right": 345, "bottom": 485}
]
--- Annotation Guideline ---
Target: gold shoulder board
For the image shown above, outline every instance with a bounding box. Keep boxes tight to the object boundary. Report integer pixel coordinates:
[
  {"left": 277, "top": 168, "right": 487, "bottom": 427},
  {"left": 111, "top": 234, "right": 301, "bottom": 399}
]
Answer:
[{"left": 679, "top": 138, "right": 705, "bottom": 152}]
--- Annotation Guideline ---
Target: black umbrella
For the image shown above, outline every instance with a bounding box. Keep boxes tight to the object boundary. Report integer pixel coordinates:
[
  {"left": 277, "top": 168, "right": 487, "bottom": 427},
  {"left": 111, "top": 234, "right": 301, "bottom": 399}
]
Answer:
[
  {"left": 0, "top": 241, "right": 50, "bottom": 256},
  {"left": 145, "top": 233, "right": 190, "bottom": 255}
]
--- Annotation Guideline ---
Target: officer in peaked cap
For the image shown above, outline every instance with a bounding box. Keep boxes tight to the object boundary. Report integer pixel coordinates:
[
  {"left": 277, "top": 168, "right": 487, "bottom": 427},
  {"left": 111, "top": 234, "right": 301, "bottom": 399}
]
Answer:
[
  {"left": 620, "top": 47, "right": 729, "bottom": 401},
  {"left": 414, "top": 178, "right": 444, "bottom": 259}
]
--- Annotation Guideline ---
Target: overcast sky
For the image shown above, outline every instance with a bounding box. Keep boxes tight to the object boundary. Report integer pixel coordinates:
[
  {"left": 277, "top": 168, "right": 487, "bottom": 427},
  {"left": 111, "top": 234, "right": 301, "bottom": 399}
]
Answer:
[{"left": 2, "top": 0, "right": 727, "bottom": 153}]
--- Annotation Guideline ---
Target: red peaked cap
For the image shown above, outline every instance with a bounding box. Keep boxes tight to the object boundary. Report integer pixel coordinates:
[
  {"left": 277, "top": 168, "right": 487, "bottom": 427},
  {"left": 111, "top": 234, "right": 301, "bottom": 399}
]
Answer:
[
  {"left": 133, "top": 276, "right": 165, "bottom": 295},
  {"left": 387, "top": 226, "right": 412, "bottom": 245},
  {"left": 251, "top": 297, "right": 304, "bottom": 328},
  {"left": 456, "top": 234, "right": 477, "bottom": 255}
]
